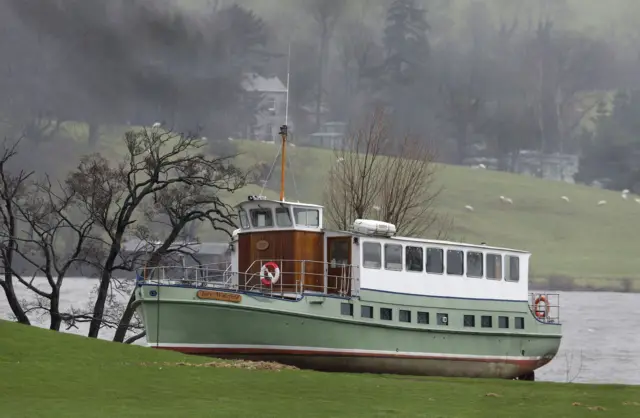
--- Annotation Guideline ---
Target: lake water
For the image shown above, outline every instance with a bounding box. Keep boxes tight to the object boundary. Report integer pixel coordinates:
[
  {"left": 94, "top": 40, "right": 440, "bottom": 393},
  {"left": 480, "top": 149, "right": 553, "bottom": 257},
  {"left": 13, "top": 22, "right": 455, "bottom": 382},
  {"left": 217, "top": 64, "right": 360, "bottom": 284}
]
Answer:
[{"left": 1, "top": 278, "right": 638, "bottom": 385}]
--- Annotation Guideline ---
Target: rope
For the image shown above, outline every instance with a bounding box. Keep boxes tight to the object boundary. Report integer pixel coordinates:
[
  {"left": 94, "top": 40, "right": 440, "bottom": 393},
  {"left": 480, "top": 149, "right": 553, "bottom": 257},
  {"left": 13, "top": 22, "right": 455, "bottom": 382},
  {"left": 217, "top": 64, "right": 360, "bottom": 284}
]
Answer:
[{"left": 259, "top": 146, "right": 281, "bottom": 196}]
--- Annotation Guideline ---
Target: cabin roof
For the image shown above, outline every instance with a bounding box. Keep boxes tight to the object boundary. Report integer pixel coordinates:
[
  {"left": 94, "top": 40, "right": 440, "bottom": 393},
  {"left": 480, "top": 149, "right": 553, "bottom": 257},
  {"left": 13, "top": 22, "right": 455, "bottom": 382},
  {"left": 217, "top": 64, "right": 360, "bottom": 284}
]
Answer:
[
  {"left": 333, "top": 230, "right": 529, "bottom": 254},
  {"left": 235, "top": 199, "right": 323, "bottom": 209}
]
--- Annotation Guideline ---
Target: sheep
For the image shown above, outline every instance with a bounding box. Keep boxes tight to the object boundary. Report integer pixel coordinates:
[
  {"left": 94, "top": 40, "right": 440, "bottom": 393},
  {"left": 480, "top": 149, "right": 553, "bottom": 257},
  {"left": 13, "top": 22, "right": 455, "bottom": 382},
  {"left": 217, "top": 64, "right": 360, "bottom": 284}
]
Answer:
[
  {"left": 597, "top": 200, "right": 607, "bottom": 206},
  {"left": 499, "top": 195, "right": 513, "bottom": 204},
  {"left": 465, "top": 205, "right": 474, "bottom": 211},
  {"left": 561, "top": 196, "right": 570, "bottom": 202}
]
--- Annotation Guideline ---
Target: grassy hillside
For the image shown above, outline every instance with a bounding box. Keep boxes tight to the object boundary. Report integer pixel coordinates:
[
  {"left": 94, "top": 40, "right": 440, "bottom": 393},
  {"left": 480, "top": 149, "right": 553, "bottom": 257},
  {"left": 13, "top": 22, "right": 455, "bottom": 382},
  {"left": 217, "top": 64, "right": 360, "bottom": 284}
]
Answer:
[
  {"left": 234, "top": 140, "right": 640, "bottom": 286},
  {"left": 1, "top": 320, "right": 639, "bottom": 418}
]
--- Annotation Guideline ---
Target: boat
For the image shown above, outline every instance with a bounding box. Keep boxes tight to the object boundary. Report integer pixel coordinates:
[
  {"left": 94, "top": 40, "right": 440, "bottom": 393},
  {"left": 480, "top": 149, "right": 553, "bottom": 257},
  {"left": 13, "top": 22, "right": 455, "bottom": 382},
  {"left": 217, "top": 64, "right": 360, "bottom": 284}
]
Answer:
[{"left": 133, "top": 122, "right": 563, "bottom": 381}]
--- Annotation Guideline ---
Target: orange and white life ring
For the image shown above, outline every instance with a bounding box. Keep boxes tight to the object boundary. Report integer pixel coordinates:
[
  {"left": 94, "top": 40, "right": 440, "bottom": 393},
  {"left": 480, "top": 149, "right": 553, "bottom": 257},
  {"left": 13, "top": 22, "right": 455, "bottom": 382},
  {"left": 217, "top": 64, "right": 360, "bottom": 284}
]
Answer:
[
  {"left": 534, "top": 295, "right": 550, "bottom": 318},
  {"left": 260, "top": 262, "right": 280, "bottom": 286}
]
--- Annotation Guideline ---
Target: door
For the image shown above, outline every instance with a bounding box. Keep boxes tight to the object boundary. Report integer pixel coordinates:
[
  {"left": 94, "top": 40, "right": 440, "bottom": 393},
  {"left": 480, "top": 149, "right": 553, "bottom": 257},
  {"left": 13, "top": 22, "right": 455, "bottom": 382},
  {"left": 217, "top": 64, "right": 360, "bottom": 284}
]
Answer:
[{"left": 327, "top": 237, "right": 352, "bottom": 295}]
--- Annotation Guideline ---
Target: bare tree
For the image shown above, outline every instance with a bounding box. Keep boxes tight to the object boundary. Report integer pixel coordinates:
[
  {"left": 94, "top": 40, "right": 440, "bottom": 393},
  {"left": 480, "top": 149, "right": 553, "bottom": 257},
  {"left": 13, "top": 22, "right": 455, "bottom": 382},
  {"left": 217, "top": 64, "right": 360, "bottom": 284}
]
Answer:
[
  {"left": 323, "top": 107, "right": 449, "bottom": 238},
  {"left": 62, "top": 127, "right": 248, "bottom": 339},
  {"left": 0, "top": 138, "right": 33, "bottom": 325}
]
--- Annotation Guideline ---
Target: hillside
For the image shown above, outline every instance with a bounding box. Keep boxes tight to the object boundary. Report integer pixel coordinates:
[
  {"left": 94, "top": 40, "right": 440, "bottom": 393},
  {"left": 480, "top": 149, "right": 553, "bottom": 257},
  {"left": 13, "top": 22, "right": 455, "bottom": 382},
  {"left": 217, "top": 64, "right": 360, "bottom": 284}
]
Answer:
[
  {"left": 234, "top": 140, "right": 640, "bottom": 289},
  {"left": 1, "top": 320, "right": 639, "bottom": 417}
]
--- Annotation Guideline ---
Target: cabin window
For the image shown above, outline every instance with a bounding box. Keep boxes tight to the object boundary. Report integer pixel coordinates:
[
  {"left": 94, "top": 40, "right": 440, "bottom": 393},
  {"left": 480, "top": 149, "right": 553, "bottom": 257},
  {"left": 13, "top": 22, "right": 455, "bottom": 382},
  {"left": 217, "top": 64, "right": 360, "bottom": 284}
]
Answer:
[
  {"left": 515, "top": 317, "right": 525, "bottom": 329},
  {"left": 399, "top": 310, "right": 411, "bottom": 323},
  {"left": 293, "top": 208, "right": 320, "bottom": 227},
  {"left": 275, "top": 207, "right": 292, "bottom": 227},
  {"left": 426, "top": 248, "right": 444, "bottom": 274},
  {"left": 380, "top": 308, "right": 393, "bottom": 321},
  {"left": 340, "top": 303, "right": 353, "bottom": 316},
  {"left": 405, "top": 246, "right": 423, "bottom": 272},
  {"left": 505, "top": 255, "right": 520, "bottom": 282},
  {"left": 463, "top": 315, "right": 475, "bottom": 327},
  {"left": 384, "top": 244, "right": 403, "bottom": 271},
  {"left": 329, "top": 239, "right": 350, "bottom": 267},
  {"left": 498, "top": 316, "right": 509, "bottom": 328},
  {"left": 486, "top": 254, "right": 502, "bottom": 280},
  {"left": 361, "top": 305, "right": 374, "bottom": 318},
  {"left": 466, "top": 251, "right": 483, "bottom": 278},
  {"left": 437, "top": 313, "right": 448, "bottom": 326},
  {"left": 362, "top": 242, "right": 381, "bottom": 269},
  {"left": 417, "top": 312, "right": 429, "bottom": 324},
  {"left": 238, "top": 210, "right": 250, "bottom": 229},
  {"left": 446, "top": 250, "right": 464, "bottom": 276},
  {"left": 481, "top": 316, "right": 493, "bottom": 328},
  {"left": 249, "top": 208, "right": 273, "bottom": 228}
]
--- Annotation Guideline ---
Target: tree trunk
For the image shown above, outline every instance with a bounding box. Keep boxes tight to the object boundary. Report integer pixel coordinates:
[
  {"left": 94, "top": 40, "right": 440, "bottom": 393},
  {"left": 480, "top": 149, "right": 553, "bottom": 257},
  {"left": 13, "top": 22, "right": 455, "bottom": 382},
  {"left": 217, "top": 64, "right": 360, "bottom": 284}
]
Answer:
[
  {"left": 112, "top": 291, "right": 136, "bottom": 343},
  {"left": 49, "top": 287, "right": 61, "bottom": 331},
  {"left": 0, "top": 277, "right": 31, "bottom": 325},
  {"left": 87, "top": 243, "right": 121, "bottom": 338}
]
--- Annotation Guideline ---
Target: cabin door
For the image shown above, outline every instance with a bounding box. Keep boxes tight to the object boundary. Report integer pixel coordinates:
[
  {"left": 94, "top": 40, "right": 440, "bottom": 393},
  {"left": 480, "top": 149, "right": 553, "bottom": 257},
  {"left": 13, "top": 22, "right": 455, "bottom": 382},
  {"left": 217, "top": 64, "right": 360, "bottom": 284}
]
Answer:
[{"left": 326, "top": 237, "right": 352, "bottom": 295}]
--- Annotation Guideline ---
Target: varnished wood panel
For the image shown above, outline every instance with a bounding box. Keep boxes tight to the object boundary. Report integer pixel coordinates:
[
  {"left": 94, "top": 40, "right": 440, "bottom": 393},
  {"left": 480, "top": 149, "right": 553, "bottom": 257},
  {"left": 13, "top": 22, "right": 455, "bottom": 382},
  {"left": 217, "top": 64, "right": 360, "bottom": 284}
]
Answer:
[{"left": 238, "top": 230, "right": 324, "bottom": 292}]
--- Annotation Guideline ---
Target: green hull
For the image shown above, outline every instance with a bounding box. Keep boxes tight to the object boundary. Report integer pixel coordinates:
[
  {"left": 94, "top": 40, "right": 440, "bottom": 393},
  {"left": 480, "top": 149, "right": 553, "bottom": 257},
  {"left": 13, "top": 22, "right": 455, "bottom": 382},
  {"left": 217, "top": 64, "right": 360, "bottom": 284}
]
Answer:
[{"left": 135, "top": 284, "right": 562, "bottom": 379}]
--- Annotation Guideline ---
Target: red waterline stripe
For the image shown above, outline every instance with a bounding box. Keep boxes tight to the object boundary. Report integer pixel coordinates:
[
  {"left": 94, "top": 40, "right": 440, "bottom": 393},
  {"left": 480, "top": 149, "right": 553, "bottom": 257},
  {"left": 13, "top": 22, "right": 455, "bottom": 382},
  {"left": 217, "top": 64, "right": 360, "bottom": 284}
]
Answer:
[{"left": 154, "top": 346, "right": 547, "bottom": 367}]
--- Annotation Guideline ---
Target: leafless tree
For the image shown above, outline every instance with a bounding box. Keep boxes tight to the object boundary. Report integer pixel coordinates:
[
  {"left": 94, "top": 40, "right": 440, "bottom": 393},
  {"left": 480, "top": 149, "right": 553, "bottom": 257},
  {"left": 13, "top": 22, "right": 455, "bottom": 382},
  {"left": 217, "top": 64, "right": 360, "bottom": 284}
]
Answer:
[
  {"left": 323, "top": 107, "right": 450, "bottom": 238},
  {"left": 62, "top": 127, "right": 249, "bottom": 339}
]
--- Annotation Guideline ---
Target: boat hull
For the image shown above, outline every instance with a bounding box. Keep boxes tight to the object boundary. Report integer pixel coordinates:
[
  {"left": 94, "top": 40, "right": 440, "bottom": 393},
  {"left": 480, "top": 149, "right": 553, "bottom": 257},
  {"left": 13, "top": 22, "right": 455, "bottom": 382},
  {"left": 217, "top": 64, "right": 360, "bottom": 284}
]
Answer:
[{"left": 136, "top": 285, "right": 561, "bottom": 379}]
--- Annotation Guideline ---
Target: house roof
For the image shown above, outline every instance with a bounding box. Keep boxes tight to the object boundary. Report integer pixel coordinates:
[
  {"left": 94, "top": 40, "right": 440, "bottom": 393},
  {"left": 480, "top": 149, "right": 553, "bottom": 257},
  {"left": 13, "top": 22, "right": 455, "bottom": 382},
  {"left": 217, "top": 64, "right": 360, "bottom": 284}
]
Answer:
[{"left": 242, "top": 73, "right": 287, "bottom": 93}]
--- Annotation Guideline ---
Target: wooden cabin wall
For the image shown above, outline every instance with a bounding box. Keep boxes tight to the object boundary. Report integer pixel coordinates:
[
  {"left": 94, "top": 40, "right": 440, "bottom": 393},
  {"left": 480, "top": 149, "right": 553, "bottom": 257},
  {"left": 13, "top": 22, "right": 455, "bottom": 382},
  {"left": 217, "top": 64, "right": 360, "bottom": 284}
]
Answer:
[{"left": 238, "top": 231, "right": 324, "bottom": 291}]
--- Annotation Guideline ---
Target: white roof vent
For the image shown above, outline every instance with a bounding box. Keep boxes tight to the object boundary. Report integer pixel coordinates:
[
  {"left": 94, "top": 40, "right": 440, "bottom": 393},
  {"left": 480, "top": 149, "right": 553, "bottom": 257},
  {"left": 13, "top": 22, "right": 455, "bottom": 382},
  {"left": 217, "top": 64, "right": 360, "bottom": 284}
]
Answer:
[{"left": 352, "top": 219, "right": 397, "bottom": 237}]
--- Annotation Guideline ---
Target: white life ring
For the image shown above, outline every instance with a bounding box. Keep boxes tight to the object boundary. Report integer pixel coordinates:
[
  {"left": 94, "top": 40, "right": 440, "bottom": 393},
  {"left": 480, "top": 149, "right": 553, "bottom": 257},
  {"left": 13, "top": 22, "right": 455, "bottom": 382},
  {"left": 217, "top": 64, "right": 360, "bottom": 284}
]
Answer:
[{"left": 260, "top": 262, "right": 280, "bottom": 286}]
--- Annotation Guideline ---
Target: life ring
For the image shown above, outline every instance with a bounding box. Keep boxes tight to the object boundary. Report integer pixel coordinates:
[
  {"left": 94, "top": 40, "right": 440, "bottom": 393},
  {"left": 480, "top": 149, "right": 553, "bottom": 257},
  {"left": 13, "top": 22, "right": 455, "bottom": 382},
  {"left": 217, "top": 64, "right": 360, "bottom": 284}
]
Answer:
[
  {"left": 534, "top": 295, "right": 550, "bottom": 318},
  {"left": 260, "top": 262, "right": 280, "bottom": 286}
]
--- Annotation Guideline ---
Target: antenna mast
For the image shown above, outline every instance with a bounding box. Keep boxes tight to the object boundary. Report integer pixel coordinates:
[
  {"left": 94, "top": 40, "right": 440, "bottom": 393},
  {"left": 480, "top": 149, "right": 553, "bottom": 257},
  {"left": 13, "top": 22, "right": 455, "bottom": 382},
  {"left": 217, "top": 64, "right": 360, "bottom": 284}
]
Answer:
[{"left": 279, "top": 42, "right": 291, "bottom": 201}]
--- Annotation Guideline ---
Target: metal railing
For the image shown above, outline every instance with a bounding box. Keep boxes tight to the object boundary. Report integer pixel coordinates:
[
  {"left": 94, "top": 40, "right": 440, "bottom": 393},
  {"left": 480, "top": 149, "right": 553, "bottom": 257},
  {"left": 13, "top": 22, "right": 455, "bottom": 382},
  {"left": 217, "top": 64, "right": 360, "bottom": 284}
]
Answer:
[
  {"left": 136, "top": 259, "right": 359, "bottom": 299},
  {"left": 528, "top": 292, "right": 561, "bottom": 324}
]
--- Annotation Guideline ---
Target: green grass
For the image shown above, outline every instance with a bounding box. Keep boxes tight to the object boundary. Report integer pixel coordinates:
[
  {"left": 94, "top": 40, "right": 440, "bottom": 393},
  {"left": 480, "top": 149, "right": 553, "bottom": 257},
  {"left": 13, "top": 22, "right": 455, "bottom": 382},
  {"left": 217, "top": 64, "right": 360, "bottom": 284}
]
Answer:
[
  {"left": 233, "top": 140, "right": 640, "bottom": 284},
  {"left": 1, "top": 320, "right": 639, "bottom": 417}
]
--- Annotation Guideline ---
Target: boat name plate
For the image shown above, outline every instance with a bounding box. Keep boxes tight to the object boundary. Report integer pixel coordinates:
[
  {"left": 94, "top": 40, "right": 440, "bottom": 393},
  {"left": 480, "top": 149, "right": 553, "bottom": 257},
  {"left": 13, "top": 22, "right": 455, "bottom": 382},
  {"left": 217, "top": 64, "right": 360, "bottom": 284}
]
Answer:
[
  {"left": 196, "top": 290, "right": 242, "bottom": 303},
  {"left": 256, "top": 240, "right": 270, "bottom": 251}
]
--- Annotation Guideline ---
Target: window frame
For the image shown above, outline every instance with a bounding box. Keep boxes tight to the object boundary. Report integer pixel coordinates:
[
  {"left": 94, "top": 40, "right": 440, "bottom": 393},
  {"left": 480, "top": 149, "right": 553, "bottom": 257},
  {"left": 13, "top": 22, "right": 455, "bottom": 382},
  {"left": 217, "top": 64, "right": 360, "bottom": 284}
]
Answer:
[
  {"left": 340, "top": 303, "right": 353, "bottom": 316},
  {"left": 515, "top": 317, "right": 525, "bottom": 329},
  {"left": 417, "top": 311, "right": 429, "bottom": 324},
  {"left": 238, "top": 209, "right": 250, "bottom": 229},
  {"left": 505, "top": 255, "right": 520, "bottom": 282},
  {"left": 426, "top": 247, "right": 445, "bottom": 274},
  {"left": 384, "top": 243, "right": 403, "bottom": 271},
  {"left": 293, "top": 207, "right": 320, "bottom": 227},
  {"left": 463, "top": 315, "right": 476, "bottom": 327},
  {"left": 481, "top": 315, "right": 493, "bottom": 328},
  {"left": 275, "top": 207, "right": 293, "bottom": 227},
  {"left": 399, "top": 310, "right": 411, "bottom": 323},
  {"left": 498, "top": 316, "right": 509, "bottom": 329},
  {"left": 446, "top": 249, "right": 464, "bottom": 276},
  {"left": 405, "top": 246, "right": 424, "bottom": 273},
  {"left": 436, "top": 313, "right": 449, "bottom": 326},
  {"left": 361, "top": 305, "right": 374, "bottom": 319},
  {"left": 486, "top": 253, "right": 503, "bottom": 280},
  {"left": 466, "top": 251, "right": 484, "bottom": 278},
  {"left": 362, "top": 242, "right": 382, "bottom": 270},
  {"left": 380, "top": 307, "right": 393, "bottom": 321},
  {"left": 249, "top": 208, "right": 274, "bottom": 228}
]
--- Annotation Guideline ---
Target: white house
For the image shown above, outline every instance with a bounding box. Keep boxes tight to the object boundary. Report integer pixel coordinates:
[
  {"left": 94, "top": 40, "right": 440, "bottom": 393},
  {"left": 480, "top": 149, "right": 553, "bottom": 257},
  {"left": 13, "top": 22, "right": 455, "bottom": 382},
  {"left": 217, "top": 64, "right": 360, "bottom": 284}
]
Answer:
[{"left": 241, "top": 73, "right": 290, "bottom": 141}]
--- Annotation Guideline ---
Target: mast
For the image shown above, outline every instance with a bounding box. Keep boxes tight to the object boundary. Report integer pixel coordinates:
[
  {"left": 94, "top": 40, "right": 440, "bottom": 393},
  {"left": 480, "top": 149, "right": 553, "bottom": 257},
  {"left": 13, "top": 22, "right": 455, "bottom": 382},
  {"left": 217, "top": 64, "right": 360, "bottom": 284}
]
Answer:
[{"left": 279, "top": 42, "right": 291, "bottom": 202}]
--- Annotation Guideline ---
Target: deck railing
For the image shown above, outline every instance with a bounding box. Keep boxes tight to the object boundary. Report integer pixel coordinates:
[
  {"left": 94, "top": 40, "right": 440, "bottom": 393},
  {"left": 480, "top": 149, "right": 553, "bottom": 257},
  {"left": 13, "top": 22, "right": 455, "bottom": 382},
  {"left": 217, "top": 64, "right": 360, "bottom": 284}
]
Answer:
[
  {"left": 136, "top": 259, "right": 359, "bottom": 299},
  {"left": 528, "top": 292, "right": 561, "bottom": 324}
]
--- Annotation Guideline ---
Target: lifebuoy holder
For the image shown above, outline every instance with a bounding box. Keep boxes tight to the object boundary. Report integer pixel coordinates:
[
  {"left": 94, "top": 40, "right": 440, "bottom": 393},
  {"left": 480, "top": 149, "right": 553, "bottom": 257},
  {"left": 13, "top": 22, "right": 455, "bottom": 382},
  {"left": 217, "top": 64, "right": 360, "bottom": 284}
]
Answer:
[
  {"left": 260, "top": 262, "right": 280, "bottom": 286},
  {"left": 534, "top": 295, "right": 550, "bottom": 319}
]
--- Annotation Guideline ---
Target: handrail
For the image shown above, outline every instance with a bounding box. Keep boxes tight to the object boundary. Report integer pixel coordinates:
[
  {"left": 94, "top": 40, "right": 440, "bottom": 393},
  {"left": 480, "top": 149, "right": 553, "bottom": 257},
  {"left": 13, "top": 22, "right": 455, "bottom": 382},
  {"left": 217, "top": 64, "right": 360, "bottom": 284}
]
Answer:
[{"left": 136, "top": 259, "right": 359, "bottom": 300}]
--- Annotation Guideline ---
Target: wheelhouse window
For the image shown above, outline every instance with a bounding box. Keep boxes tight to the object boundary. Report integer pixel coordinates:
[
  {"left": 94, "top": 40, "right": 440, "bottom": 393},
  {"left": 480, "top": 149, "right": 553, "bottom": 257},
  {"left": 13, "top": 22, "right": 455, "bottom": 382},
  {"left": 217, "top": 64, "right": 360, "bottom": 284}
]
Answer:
[
  {"left": 238, "top": 210, "right": 250, "bottom": 229},
  {"left": 384, "top": 244, "right": 403, "bottom": 271},
  {"left": 446, "top": 250, "right": 464, "bottom": 276},
  {"left": 505, "top": 255, "right": 520, "bottom": 282},
  {"left": 466, "top": 251, "right": 483, "bottom": 278},
  {"left": 486, "top": 254, "right": 503, "bottom": 280},
  {"left": 293, "top": 208, "right": 320, "bottom": 227},
  {"left": 249, "top": 208, "right": 273, "bottom": 227},
  {"left": 362, "top": 242, "right": 381, "bottom": 269},
  {"left": 275, "top": 207, "right": 292, "bottom": 227},
  {"left": 426, "top": 248, "right": 444, "bottom": 274},
  {"left": 405, "top": 246, "right": 423, "bottom": 272}
]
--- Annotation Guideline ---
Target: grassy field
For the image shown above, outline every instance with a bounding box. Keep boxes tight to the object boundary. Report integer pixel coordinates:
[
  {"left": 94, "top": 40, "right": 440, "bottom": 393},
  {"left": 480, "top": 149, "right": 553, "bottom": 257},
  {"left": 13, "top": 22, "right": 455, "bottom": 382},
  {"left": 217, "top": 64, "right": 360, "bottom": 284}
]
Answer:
[
  {"left": 233, "top": 140, "right": 640, "bottom": 288},
  {"left": 1, "top": 320, "right": 639, "bottom": 418}
]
